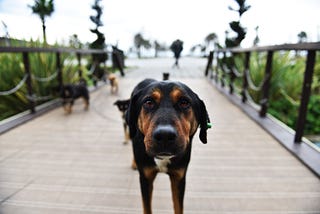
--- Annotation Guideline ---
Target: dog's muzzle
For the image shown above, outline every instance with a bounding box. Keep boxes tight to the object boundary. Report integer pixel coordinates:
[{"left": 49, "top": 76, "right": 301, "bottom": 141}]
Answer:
[{"left": 151, "top": 125, "right": 179, "bottom": 157}]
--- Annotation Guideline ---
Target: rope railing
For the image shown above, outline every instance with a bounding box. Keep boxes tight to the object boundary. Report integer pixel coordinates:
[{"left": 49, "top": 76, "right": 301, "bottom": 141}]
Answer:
[
  {"left": 230, "top": 66, "right": 243, "bottom": 78},
  {"left": 31, "top": 69, "right": 59, "bottom": 82},
  {"left": 204, "top": 42, "right": 320, "bottom": 143},
  {"left": 0, "top": 74, "right": 28, "bottom": 96},
  {"left": 0, "top": 46, "right": 125, "bottom": 116},
  {"left": 87, "top": 62, "right": 97, "bottom": 75},
  {"left": 26, "top": 94, "right": 53, "bottom": 102},
  {"left": 279, "top": 88, "right": 300, "bottom": 106},
  {"left": 245, "top": 70, "right": 268, "bottom": 92}
]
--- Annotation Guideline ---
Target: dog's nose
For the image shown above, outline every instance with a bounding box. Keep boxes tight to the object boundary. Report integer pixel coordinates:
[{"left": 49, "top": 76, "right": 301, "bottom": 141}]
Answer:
[{"left": 152, "top": 125, "right": 177, "bottom": 145}]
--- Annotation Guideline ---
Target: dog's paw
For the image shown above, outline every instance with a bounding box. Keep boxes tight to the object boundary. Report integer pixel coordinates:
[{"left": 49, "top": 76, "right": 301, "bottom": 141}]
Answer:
[{"left": 131, "top": 159, "right": 137, "bottom": 170}]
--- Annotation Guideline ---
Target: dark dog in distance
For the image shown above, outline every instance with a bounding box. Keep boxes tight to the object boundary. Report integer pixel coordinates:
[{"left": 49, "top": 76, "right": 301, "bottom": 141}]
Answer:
[
  {"left": 56, "top": 80, "right": 89, "bottom": 114},
  {"left": 114, "top": 99, "right": 130, "bottom": 144}
]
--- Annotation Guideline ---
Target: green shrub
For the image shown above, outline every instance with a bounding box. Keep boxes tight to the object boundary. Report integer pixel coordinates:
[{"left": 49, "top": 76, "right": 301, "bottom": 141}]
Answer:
[
  {"left": 224, "top": 51, "right": 319, "bottom": 136},
  {"left": 0, "top": 53, "right": 29, "bottom": 120},
  {"left": 0, "top": 46, "right": 90, "bottom": 121}
]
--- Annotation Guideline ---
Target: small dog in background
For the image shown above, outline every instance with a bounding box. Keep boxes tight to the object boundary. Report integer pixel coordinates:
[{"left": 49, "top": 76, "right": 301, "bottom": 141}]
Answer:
[
  {"left": 114, "top": 99, "right": 137, "bottom": 169},
  {"left": 58, "top": 80, "right": 89, "bottom": 114},
  {"left": 162, "top": 72, "right": 170, "bottom": 80},
  {"left": 108, "top": 73, "right": 119, "bottom": 94},
  {"left": 114, "top": 99, "right": 130, "bottom": 144}
]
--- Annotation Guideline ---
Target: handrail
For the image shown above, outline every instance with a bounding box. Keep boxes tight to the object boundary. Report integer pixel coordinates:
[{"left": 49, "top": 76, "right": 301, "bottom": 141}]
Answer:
[
  {"left": 223, "top": 42, "right": 320, "bottom": 52},
  {"left": 205, "top": 42, "right": 319, "bottom": 143},
  {"left": 0, "top": 46, "right": 108, "bottom": 54},
  {"left": 0, "top": 46, "right": 125, "bottom": 115}
]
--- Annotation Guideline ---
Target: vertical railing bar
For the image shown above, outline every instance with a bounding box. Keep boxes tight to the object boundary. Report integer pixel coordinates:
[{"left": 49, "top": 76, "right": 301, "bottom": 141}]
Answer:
[
  {"left": 114, "top": 51, "right": 125, "bottom": 77},
  {"left": 229, "top": 55, "right": 236, "bottom": 94},
  {"left": 259, "top": 51, "right": 274, "bottom": 117},
  {"left": 205, "top": 51, "right": 214, "bottom": 77},
  {"left": 221, "top": 52, "right": 227, "bottom": 88},
  {"left": 22, "top": 52, "right": 35, "bottom": 113},
  {"left": 214, "top": 52, "right": 219, "bottom": 83},
  {"left": 56, "top": 52, "right": 63, "bottom": 90},
  {"left": 294, "top": 50, "right": 316, "bottom": 143},
  {"left": 241, "top": 52, "right": 251, "bottom": 103},
  {"left": 77, "top": 53, "right": 82, "bottom": 78}
]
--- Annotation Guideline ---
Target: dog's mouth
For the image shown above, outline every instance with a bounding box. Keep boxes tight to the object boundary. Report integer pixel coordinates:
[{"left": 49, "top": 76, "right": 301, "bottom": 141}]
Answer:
[{"left": 155, "top": 152, "right": 175, "bottom": 160}]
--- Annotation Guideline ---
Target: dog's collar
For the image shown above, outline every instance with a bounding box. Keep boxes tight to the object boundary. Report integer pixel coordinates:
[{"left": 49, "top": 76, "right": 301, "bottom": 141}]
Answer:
[{"left": 207, "top": 122, "right": 212, "bottom": 129}]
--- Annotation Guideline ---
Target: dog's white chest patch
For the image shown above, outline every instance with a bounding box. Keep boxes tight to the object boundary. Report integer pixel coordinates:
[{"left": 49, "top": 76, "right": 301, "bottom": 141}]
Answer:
[{"left": 154, "top": 157, "right": 171, "bottom": 173}]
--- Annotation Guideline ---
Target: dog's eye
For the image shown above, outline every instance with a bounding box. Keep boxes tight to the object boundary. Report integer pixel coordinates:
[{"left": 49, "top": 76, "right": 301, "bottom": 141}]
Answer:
[
  {"left": 178, "top": 98, "right": 191, "bottom": 109},
  {"left": 143, "top": 98, "right": 156, "bottom": 110}
]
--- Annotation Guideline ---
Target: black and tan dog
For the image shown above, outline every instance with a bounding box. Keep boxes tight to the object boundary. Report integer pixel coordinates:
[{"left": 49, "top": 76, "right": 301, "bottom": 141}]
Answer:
[
  {"left": 114, "top": 99, "right": 131, "bottom": 144},
  {"left": 126, "top": 78, "right": 210, "bottom": 214},
  {"left": 59, "top": 82, "right": 89, "bottom": 114}
]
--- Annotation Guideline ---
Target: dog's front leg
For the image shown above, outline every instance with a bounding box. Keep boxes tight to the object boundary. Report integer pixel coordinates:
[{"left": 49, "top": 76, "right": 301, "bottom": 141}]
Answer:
[
  {"left": 139, "top": 167, "right": 157, "bottom": 214},
  {"left": 169, "top": 169, "right": 186, "bottom": 214}
]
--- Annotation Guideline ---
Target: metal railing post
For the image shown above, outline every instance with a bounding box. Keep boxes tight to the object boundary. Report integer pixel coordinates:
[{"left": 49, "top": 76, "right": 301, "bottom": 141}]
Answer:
[
  {"left": 205, "top": 51, "right": 214, "bottom": 77},
  {"left": 221, "top": 52, "right": 227, "bottom": 88},
  {"left": 213, "top": 52, "right": 219, "bottom": 82},
  {"left": 241, "top": 52, "right": 250, "bottom": 103},
  {"left": 76, "top": 53, "right": 82, "bottom": 78},
  {"left": 22, "top": 52, "right": 35, "bottom": 113},
  {"left": 259, "top": 51, "right": 273, "bottom": 117},
  {"left": 229, "top": 55, "right": 236, "bottom": 94},
  {"left": 115, "top": 51, "right": 125, "bottom": 77},
  {"left": 56, "top": 52, "right": 63, "bottom": 89},
  {"left": 294, "top": 50, "right": 316, "bottom": 143}
]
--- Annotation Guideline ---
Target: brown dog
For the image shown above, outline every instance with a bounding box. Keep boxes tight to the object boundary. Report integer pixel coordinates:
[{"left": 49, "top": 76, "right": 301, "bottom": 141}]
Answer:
[
  {"left": 108, "top": 73, "right": 119, "bottom": 94},
  {"left": 126, "top": 78, "right": 210, "bottom": 214}
]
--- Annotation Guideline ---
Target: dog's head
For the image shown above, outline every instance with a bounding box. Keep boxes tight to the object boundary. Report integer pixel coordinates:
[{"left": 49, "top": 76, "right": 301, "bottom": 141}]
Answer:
[
  {"left": 108, "top": 74, "right": 117, "bottom": 84},
  {"left": 126, "top": 79, "right": 210, "bottom": 158},
  {"left": 114, "top": 99, "right": 130, "bottom": 112}
]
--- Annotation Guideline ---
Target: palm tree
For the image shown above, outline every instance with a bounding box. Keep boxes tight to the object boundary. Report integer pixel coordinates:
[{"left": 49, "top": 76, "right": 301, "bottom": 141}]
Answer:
[
  {"left": 253, "top": 26, "right": 260, "bottom": 46},
  {"left": 228, "top": 0, "right": 251, "bottom": 18},
  {"left": 225, "top": 0, "right": 250, "bottom": 48},
  {"left": 154, "top": 40, "right": 167, "bottom": 58},
  {"left": 29, "top": 0, "right": 54, "bottom": 45},
  {"left": 204, "top": 32, "right": 218, "bottom": 52},
  {"left": 134, "top": 33, "right": 143, "bottom": 58},
  {"left": 297, "top": 31, "right": 307, "bottom": 43},
  {"left": 134, "top": 33, "right": 151, "bottom": 58}
]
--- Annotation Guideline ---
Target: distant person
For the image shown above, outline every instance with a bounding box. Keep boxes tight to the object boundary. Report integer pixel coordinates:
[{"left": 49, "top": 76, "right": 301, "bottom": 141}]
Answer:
[{"left": 170, "top": 39, "right": 183, "bottom": 68}]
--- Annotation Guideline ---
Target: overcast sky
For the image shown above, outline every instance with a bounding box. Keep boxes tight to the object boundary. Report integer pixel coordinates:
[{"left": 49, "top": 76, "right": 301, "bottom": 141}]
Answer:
[{"left": 0, "top": 0, "right": 319, "bottom": 52}]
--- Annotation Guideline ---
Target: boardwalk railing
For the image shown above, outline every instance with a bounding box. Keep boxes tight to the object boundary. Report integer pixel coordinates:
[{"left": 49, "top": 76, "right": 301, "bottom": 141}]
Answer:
[
  {"left": 205, "top": 42, "right": 320, "bottom": 176},
  {"left": 0, "top": 46, "right": 124, "bottom": 133},
  {"left": 205, "top": 42, "right": 320, "bottom": 143}
]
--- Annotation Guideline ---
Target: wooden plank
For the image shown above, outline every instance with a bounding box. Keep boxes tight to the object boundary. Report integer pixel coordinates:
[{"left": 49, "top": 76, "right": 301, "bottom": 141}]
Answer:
[{"left": 0, "top": 58, "right": 319, "bottom": 214}]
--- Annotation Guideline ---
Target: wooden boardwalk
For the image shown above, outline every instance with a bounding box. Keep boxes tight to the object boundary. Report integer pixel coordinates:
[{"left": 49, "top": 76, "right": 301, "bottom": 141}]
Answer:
[{"left": 0, "top": 57, "right": 319, "bottom": 214}]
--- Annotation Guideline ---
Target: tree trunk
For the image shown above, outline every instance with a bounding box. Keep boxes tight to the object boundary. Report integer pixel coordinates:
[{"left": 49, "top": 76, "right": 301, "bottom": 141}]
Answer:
[{"left": 42, "top": 19, "right": 47, "bottom": 45}]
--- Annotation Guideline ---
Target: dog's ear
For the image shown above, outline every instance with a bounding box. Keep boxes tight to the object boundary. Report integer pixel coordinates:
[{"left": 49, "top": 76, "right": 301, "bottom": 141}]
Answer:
[
  {"left": 198, "top": 99, "right": 210, "bottom": 144},
  {"left": 192, "top": 95, "right": 210, "bottom": 144},
  {"left": 125, "top": 93, "right": 140, "bottom": 139}
]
